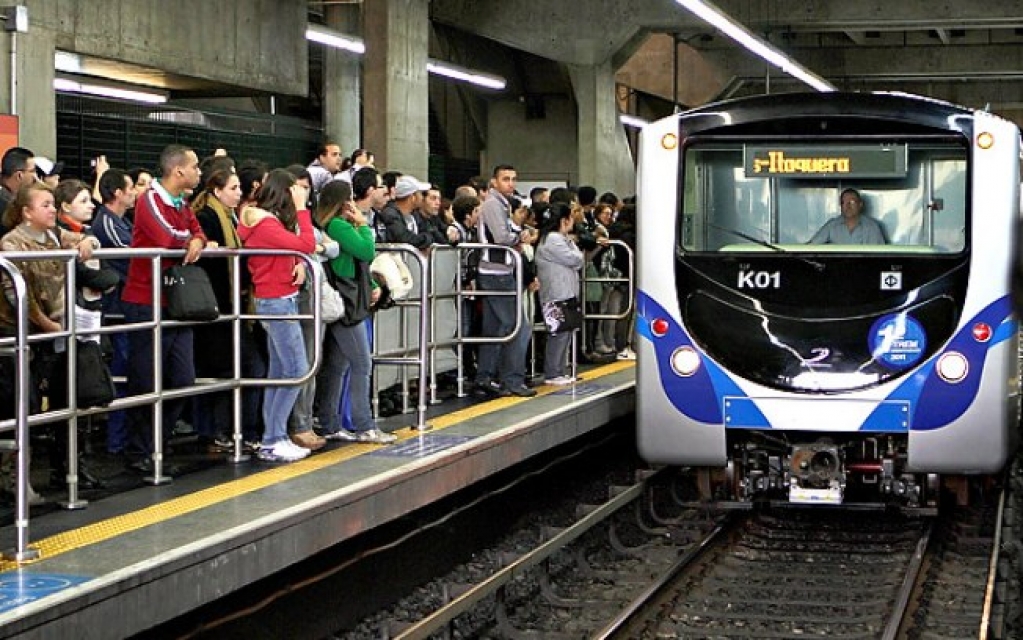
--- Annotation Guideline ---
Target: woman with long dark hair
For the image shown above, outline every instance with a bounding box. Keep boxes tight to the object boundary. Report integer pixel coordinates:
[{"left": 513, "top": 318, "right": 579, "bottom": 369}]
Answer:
[
  {"left": 192, "top": 170, "right": 265, "bottom": 452},
  {"left": 238, "top": 169, "right": 315, "bottom": 462},
  {"left": 535, "top": 202, "right": 583, "bottom": 385},
  {"left": 313, "top": 180, "right": 395, "bottom": 444}
]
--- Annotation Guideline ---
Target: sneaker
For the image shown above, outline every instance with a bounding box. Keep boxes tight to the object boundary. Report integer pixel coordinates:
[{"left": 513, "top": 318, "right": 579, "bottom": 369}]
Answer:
[
  {"left": 257, "top": 440, "right": 310, "bottom": 463},
  {"left": 172, "top": 419, "right": 195, "bottom": 436},
  {"left": 207, "top": 437, "right": 233, "bottom": 453},
  {"left": 617, "top": 347, "right": 637, "bottom": 360},
  {"left": 472, "top": 380, "right": 502, "bottom": 398},
  {"left": 243, "top": 440, "right": 262, "bottom": 454},
  {"left": 594, "top": 345, "right": 615, "bottom": 355},
  {"left": 291, "top": 430, "right": 326, "bottom": 451},
  {"left": 355, "top": 428, "right": 397, "bottom": 444},
  {"left": 321, "top": 428, "right": 359, "bottom": 442},
  {"left": 544, "top": 375, "right": 576, "bottom": 386},
  {"left": 504, "top": 384, "right": 538, "bottom": 398}
]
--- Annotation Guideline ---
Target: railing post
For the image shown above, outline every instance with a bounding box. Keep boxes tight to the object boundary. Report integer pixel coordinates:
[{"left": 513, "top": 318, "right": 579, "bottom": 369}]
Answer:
[
  {"left": 0, "top": 257, "right": 40, "bottom": 562},
  {"left": 59, "top": 256, "right": 88, "bottom": 509},
  {"left": 145, "top": 255, "right": 171, "bottom": 486}
]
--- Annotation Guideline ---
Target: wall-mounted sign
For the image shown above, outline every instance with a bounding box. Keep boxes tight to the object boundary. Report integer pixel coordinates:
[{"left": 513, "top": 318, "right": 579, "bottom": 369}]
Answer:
[{"left": 744, "top": 144, "right": 907, "bottom": 179}]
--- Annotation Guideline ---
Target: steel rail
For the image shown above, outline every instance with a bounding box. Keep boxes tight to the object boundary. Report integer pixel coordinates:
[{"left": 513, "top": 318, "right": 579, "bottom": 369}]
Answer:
[
  {"left": 979, "top": 487, "right": 1007, "bottom": 640},
  {"left": 392, "top": 468, "right": 668, "bottom": 640},
  {"left": 881, "top": 521, "right": 935, "bottom": 640},
  {"left": 590, "top": 514, "right": 734, "bottom": 639}
]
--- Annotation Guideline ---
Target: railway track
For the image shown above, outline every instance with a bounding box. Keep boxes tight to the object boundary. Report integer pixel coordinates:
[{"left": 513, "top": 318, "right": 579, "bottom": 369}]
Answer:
[
  {"left": 158, "top": 434, "right": 1009, "bottom": 640},
  {"left": 607, "top": 490, "right": 1005, "bottom": 640},
  {"left": 331, "top": 470, "right": 1005, "bottom": 640}
]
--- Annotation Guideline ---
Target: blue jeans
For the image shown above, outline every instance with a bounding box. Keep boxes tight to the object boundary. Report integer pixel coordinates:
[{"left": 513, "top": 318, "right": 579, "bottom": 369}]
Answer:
[
  {"left": 316, "top": 319, "right": 374, "bottom": 433},
  {"left": 124, "top": 302, "right": 195, "bottom": 455},
  {"left": 256, "top": 296, "right": 308, "bottom": 447},
  {"left": 475, "top": 273, "right": 531, "bottom": 389}
]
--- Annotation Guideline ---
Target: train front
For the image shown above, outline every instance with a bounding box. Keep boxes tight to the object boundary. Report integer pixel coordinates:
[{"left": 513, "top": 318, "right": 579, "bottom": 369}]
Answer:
[{"left": 635, "top": 93, "right": 1020, "bottom": 507}]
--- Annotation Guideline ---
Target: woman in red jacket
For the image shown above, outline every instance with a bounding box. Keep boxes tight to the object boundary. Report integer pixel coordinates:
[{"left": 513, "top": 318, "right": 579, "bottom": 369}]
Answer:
[{"left": 238, "top": 169, "right": 315, "bottom": 463}]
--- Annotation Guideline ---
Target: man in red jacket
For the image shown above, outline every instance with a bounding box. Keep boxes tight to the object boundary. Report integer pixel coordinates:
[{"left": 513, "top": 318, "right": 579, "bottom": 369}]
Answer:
[{"left": 122, "top": 144, "right": 205, "bottom": 472}]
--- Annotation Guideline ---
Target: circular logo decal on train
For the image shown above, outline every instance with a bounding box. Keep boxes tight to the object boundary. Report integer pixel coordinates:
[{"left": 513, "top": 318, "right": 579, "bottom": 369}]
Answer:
[{"left": 869, "top": 314, "right": 927, "bottom": 369}]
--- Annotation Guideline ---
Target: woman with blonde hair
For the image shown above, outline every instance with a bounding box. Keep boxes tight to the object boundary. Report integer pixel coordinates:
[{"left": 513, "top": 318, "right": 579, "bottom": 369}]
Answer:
[{"left": 0, "top": 182, "right": 100, "bottom": 500}]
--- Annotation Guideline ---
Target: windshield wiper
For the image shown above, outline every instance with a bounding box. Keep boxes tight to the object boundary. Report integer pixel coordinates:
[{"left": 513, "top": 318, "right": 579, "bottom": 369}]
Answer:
[{"left": 709, "top": 224, "right": 825, "bottom": 271}]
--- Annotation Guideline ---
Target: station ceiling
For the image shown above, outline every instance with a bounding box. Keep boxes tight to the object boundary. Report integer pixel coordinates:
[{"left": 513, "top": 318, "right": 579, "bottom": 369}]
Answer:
[{"left": 431, "top": 0, "right": 1023, "bottom": 116}]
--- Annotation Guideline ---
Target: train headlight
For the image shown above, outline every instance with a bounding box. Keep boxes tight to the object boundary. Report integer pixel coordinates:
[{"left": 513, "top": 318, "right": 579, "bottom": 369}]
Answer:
[
  {"left": 977, "top": 131, "right": 994, "bottom": 149},
  {"left": 670, "top": 346, "right": 701, "bottom": 377},
  {"left": 936, "top": 352, "right": 969, "bottom": 383},
  {"left": 651, "top": 318, "right": 670, "bottom": 337}
]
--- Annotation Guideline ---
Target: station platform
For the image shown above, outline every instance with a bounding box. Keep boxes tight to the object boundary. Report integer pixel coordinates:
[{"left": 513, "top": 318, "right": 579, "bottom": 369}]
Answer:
[{"left": 0, "top": 362, "right": 635, "bottom": 639}]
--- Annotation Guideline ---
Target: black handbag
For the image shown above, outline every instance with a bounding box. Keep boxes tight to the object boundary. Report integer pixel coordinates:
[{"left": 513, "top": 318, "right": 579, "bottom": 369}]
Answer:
[
  {"left": 50, "top": 340, "right": 116, "bottom": 409},
  {"left": 163, "top": 264, "right": 220, "bottom": 321},
  {"left": 542, "top": 297, "right": 582, "bottom": 335},
  {"left": 325, "top": 258, "right": 372, "bottom": 326}
]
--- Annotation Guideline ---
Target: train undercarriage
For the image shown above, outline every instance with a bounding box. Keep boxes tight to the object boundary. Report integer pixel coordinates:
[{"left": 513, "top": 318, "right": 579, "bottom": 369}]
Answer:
[{"left": 715, "top": 433, "right": 940, "bottom": 508}]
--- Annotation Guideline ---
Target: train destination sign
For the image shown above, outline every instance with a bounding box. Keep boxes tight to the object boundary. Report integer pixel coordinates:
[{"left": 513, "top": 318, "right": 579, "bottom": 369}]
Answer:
[{"left": 744, "top": 144, "right": 907, "bottom": 179}]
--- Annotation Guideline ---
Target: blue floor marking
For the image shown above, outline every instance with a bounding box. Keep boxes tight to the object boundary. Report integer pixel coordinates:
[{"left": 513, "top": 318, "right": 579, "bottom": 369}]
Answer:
[
  {"left": 550, "top": 382, "right": 612, "bottom": 397},
  {"left": 369, "top": 434, "right": 476, "bottom": 458},
  {"left": 0, "top": 572, "right": 92, "bottom": 613}
]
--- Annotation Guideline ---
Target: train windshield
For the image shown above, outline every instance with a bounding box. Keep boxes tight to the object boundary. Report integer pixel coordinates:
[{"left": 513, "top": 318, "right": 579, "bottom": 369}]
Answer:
[{"left": 680, "top": 141, "right": 967, "bottom": 254}]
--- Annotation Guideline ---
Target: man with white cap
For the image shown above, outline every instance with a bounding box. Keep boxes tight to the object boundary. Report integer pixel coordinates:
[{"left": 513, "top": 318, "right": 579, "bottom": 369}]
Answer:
[
  {"left": 376, "top": 173, "right": 438, "bottom": 250},
  {"left": 33, "top": 156, "right": 63, "bottom": 188}
]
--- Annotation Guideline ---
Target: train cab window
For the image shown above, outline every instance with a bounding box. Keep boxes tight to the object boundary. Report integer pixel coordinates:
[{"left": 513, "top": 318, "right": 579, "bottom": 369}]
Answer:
[{"left": 681, "top": 142, "right": 967, "bottom": 254}]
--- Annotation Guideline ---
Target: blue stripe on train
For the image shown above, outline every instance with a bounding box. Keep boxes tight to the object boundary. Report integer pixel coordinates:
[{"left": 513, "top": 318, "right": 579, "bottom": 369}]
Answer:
[{"left": 638, "top": 290, "right": 1014, "bottom": 432}]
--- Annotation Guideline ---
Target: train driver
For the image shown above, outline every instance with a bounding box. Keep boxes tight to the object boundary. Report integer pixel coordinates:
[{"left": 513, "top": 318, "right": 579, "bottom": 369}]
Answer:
[{"left": 809, "top": 188, "right": 887, "bottom": 245}]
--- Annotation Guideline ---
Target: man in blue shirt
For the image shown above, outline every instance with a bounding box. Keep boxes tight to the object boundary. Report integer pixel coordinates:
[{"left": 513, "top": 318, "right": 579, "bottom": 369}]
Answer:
[
  {"left": 91, "top": 168, "right": 136, "bottom": 455},
  {"left": 810, "top": 188, "right": 887, "bottom": 244}
]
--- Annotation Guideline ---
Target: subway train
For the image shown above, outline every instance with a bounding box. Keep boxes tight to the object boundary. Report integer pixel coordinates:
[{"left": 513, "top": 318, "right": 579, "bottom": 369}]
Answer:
[{"left": 635, "top": 92, "right": 1021, "bottom": 507}]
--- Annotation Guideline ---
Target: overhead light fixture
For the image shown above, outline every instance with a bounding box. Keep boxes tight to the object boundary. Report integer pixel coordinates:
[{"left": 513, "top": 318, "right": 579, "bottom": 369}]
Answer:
[
  {"left": 304, "top": 24, "right": 505, "bottom": 91},
  {"left": 620, "top": 114, "right": 649, "bottom": 128},
  {"left": 305, "top": 24, "right": 365, "bottom": 54},
  {"left": 426, "top": 60, "right": 506, "bottom": 90},
  {"left": 674, "top": 0, "right": 836, "bottom": 92},
  {"left": 53, "top": 77, "right": 168, "bottom": 104}
]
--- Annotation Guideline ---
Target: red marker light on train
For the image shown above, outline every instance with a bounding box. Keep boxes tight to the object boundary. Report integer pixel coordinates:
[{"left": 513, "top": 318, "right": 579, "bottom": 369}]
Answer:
[
  {"left": 972, "top": 322, "right": 992, "bottom": 342},
  {"left": 651, "top": 318, "right": 670, "bottom": 337}
]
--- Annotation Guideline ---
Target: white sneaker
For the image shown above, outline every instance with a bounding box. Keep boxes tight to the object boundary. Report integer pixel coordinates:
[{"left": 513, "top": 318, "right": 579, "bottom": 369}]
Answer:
[
  {"left": 283, "top": 440, "right": 311, "bottom": 457},
  {"left": 617, "top": 347, "right": 637, "bottom": 360},
  {"left": 356, "top": 428, "right": 397, "bottom": 444},
  {"left": 544, "top": 375, "right": 576, "bottom": 385},
  {"left": 257, "top": 440, "right": 310, "bottom": 462}
]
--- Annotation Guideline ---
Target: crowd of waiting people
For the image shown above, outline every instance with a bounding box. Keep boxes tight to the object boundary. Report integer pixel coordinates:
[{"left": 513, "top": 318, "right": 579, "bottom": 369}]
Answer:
[{"left": 0, "top": 140, "right": 637, "bottom": 502}]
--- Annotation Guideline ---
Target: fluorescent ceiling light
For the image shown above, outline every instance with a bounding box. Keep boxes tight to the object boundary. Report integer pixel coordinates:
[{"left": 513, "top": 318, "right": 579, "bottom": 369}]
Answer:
[
  {"left": 303, "top": 25, "right": 505, "bottom": 90},
  {"left": 54, "top": 77, "right": 168, "bottom": 104},
  {"left": 426, "top": 60, "right": 506, "bottom": 90},
  {"left": 305, "top": 24, "right": 365, "bottom": 54},
  {"left": 54, "top": 51, "right": 82, "bottom": 74},
  {"left": 675, "top": 0, "right": 836, "bottom": 92},
  {"left": 620, "top": 114, "right": 649, "bottom": 128}
]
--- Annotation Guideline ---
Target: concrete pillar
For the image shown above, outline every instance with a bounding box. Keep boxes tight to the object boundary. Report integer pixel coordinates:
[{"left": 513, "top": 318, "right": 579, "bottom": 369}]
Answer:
[
  {"left": 323, "top": 4, "right": 362, "bottom": 155},
  {"left": 0, "top": 24, "right": 56, "bottom": 155},
  {"left": 568, "top": 62, "right": 636, "bottom": 197},
  {"left": 363, "top": 0, "right": 429, "bottom": 177}
]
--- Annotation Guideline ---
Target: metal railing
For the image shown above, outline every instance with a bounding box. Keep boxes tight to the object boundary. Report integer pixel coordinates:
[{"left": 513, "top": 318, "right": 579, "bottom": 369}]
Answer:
[
  {"left": 0, "top": 247, "right": 322, "bottom": 562},
  {"left": 0, "top": 238, "right": 631, "bottom": 564},
  {"left": 581, "top": 240, "right": 635, "bottom": 352}
]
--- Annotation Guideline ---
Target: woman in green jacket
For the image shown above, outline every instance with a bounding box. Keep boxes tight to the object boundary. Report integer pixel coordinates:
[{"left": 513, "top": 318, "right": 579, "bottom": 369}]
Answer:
[{"left": 313, "top": 180, "right": 395, "bottom": 445}]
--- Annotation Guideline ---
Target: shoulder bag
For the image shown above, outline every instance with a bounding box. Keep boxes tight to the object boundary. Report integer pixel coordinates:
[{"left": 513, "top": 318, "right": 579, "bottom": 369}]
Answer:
[
  {"left": 163, "top": 264, "right": 220, "bottom": 321},
  {"left": 312, "top": 261, "right": 345, "bottom": 324},
  {"left": 542, "top": 296, "right": 582, "bottom": 335},
  {"left": 326, "top": 257, "right": 372, "bottom": 327}
]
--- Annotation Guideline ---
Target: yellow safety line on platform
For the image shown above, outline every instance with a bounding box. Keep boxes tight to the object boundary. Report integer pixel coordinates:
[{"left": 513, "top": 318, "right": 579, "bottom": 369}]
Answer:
[{"left": 0, "top": 361, "right": 634, "bottom": 573}]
